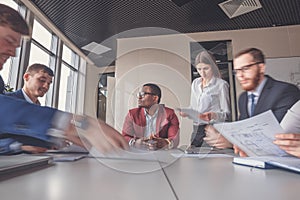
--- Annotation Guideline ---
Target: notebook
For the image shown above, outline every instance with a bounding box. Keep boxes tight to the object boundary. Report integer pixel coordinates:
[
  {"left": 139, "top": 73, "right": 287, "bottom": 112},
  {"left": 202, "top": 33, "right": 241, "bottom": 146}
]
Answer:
[
  {"left": 0, "top": 154, "right": 54, "bottom": 176},
  {"left": 233, "top": 156, "right": 275, "bottom": 169},
  {"left": 233, "top": 156, "right": 300, "bottom": 173}
]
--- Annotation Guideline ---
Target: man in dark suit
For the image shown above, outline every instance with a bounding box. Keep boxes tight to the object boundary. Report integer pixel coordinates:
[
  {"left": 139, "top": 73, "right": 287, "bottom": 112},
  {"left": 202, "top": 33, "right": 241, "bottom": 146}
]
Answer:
[
  {"left": 6, "top": 63, "right": 54, "bottom": 105},
  {"left": 122, "top": 83, "right": 180, "bottom": 150},
  {"left": 0, "top": 64, "right": 54, "bottom": 154},
  {"left": 0, "top": 3, "right": 128, "bottom": 154},
  {"left": 204, "top": 48, "right": 300, "bottom": 148},
  {"left": 234, "top": 48, "right": 300, "bottom": 121}
]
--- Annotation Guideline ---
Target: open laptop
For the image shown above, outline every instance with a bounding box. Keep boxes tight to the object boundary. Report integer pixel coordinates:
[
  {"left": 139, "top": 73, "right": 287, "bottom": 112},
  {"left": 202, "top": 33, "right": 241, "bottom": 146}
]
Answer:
[{"left": 0, "top": 154, "right": 54, "bottom": 177}]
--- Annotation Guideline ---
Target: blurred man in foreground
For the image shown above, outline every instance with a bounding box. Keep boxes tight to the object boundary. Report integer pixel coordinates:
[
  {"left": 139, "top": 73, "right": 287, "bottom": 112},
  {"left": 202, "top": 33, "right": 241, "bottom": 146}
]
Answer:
[{"left": 0, "top": 3, "right": 128, "bottom": 154}]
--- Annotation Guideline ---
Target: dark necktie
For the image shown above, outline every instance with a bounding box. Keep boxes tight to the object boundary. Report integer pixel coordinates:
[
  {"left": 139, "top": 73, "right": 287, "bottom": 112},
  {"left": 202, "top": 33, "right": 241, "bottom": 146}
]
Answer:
[{"left": 249, "top": 93, "right": 256, "bottom": 117}]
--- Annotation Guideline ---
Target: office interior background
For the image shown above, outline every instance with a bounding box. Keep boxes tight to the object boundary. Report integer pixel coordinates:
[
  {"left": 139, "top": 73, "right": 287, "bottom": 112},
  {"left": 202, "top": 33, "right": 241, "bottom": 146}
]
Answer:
[{"left": 2, "top": 0, "right": 300, "bottom": 145}]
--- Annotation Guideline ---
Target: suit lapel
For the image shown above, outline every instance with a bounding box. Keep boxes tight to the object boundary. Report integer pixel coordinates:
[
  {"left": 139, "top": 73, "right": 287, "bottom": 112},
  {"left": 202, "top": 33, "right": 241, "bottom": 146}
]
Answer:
[
  {"left": 140, "top": 108, "right": 146, "bottom": 127},
  {"left": 239, "top": 92, "right": 249, "bottom": 119},
  {"left": 0, "top": 75, "right": 5, "bottom": 94},
  {"left": 155, "top": 105, "right": 167, "bottom": 136},
  {"left": 17, "top": 89, "right": 26, "bottom": 100},
  {"left": 254, "top": 77, "right": 273, "bottom": 115}
]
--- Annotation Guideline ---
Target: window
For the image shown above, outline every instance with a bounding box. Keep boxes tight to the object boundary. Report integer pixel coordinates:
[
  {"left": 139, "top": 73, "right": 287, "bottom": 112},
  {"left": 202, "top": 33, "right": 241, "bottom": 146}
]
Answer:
[
  {"left": 58, "top": 45, "right": 79, "bottom": 112},
  {"left": 1, "top": 0, "right": 17, "bottom": 9},
  {"left": 1, "top": 2, "right": 84, "bottom": 113},
  {"left": 29, "top": 19, "right": 57, "bottom": 106},
  {"left": 31, "top": 20, "right": 52, "bottom": 50},
  {"left": 28, "top": 43, "right": 50, "bottom": 66},
  {"left": 2, "top": 58, "right": 12, "bottom": 85}
]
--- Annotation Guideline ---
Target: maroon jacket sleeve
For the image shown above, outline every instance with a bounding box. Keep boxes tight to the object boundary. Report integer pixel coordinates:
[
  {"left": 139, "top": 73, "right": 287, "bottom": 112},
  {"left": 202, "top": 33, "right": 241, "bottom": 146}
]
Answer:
[
  {"left": 121, "top": 112, "right": 135, "bottom": 142},
  {"left": 165, "top": 108, "right": 180, "bottom": 148}
]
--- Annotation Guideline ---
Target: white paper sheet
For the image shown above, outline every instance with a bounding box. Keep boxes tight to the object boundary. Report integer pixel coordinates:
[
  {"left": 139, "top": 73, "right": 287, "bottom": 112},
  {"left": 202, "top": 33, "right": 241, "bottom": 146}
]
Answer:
[
  {"left": 214, "top": 110, "right": 288, "bottom": 157},
  {"left": 177, "top": 108, "right": 208, "bottom": 124}
]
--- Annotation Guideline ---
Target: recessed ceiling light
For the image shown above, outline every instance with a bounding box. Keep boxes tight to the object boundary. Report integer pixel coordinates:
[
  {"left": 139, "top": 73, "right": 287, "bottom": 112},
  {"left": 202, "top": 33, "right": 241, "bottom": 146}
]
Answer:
[{"left": 81, "top": 42, "right": 111, "bottom": 55}]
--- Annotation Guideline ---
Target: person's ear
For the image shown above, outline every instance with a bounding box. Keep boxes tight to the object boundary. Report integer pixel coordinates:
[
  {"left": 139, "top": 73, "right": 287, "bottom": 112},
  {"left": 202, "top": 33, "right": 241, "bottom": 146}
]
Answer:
[
  {"left": 258, "top": 63, "right": 265, "bottom": 74},
  {"left": 23, "top": 73, "right": 30, "bottom": 81},
  {"left": 153, "top": 95, "right": 159, "bottom": 104}
]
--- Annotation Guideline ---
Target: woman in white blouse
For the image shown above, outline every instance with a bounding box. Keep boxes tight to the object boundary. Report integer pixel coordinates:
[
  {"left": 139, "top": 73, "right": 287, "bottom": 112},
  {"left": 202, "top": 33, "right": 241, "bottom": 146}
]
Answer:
[{"left": 180, "top": 51, "right": 230, "bottom": 147}]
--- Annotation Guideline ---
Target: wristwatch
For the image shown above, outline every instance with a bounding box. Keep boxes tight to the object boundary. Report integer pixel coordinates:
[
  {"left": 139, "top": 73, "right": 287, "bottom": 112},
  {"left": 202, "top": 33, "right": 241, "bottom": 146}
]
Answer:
[{"left": 129, "top": 138, "right": 136, "bottom": 146}]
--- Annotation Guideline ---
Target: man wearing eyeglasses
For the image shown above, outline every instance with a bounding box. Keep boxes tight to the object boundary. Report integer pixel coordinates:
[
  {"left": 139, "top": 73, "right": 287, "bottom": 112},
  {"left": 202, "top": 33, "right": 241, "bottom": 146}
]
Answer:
[
  {"left": 204, "top": 48, "right": 300, "bottom": 148},
  {"left": 234, "top": 48, "right": 299, "bottom": 121},
  {"left": 122, "top": 83, "right": 180, "bottom": 150}
]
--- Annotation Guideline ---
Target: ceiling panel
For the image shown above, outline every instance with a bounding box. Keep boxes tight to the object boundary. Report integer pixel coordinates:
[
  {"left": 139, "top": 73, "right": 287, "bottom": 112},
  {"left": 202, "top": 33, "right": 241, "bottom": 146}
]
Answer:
[{"left": 29, "top": 0, "right": 300, "bottom": 67}]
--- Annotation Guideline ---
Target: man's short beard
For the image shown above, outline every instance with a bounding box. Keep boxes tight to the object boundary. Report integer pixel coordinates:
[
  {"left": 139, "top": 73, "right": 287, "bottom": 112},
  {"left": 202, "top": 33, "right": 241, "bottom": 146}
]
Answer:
[{"left": 243, "top": 70, "right": 262, "bottom": 91}]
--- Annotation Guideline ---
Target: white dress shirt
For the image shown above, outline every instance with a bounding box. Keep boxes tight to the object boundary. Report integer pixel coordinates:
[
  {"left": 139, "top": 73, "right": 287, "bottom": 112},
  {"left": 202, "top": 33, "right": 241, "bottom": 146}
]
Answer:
[
  {"left": 144, "top": 108, "right": 159, "bottom": 138},
  {"left": 21, "top": 89, "right": 40, "bottom": 105},
  {"left": 189, "top": 77, "right": 230, "bottom": 124}
]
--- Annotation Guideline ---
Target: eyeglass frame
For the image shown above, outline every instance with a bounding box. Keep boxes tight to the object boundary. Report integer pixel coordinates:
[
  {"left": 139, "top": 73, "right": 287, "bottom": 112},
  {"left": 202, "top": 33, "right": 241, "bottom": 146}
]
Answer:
[
  {"left": 233, "top": 62, "right": 263, "bottom": 75},
  {"left": 136, "top": 91, "right": 157, "bottom": 98}
]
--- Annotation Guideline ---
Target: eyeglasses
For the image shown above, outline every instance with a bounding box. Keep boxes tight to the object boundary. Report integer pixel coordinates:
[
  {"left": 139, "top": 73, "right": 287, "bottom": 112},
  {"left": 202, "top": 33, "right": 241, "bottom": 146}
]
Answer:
[
  {"left": 136, "top": 91, "right": 156, "bottom": 98},
  {"left": 233, "top": 62, "right": 262, "bottom": 75}
]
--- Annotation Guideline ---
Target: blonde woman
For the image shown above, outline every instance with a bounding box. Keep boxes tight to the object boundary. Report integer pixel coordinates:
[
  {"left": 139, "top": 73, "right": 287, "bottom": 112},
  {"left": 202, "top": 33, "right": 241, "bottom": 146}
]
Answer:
[{"left": 180, "top": 51, "right": 230, "bottom": 147}]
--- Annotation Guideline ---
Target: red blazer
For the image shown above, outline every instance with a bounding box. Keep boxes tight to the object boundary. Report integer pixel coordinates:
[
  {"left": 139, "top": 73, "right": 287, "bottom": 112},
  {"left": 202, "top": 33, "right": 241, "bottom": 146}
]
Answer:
[{"left": 122, "top": 105, "right": 180, "bottom": 148}]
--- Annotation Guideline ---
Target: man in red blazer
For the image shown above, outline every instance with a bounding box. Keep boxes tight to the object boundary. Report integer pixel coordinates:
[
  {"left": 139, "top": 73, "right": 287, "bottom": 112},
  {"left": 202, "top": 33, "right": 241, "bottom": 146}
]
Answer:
[{"left": 122, "top": 83, "right": 180, "bottom": 150}]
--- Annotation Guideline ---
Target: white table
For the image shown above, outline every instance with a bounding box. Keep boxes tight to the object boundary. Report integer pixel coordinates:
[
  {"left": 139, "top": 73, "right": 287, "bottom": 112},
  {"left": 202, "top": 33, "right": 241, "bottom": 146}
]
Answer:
[
  {"left": 164, "top": 157, "right": 300, "bottom": 200},
  {"left": 0, "top": 157, "right": 176, "bottom": 200},
  {"left": 1, "top": 153, "right": 300, "bottom": 200}
]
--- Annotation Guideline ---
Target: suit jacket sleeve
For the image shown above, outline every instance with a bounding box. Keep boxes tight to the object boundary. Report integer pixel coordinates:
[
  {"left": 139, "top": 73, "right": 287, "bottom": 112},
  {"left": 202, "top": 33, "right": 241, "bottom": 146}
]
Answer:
[
  {"left": 166, "top": 110, "right": 180, "bottom": 148},
  {"left": 269, "top": 84, "right": 300, "bottom": 122},
  {"left": 122, "top": 112, "right": 135, "bottom": 142},
  {"left": 238, "top": 92, "right": 248, "bottom": 120},
  {"left": 0, "top": 95, "right": 58, "bottom": 147}
]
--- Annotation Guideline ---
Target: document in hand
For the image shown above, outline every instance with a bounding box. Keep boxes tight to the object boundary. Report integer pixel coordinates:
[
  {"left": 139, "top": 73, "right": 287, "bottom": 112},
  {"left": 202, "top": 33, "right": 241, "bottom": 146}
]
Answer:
[
  {"left": 213, "top": 110, "right": 287, "bottom": 157},
  {"left": 214, "top": 110, "right": 300, "bottom": 173},
  {"left": 177, "top": 108, "right": 208, "bottom": 124}
]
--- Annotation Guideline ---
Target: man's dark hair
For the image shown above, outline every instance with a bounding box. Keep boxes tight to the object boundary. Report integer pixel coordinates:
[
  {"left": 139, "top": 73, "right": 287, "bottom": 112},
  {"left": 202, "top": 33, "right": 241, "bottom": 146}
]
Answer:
[
  {"left": 234, "top": 48, "right": 265, "bottom": 64},
  {"left": 143, "top": 83, "right": 162, "bottom": 104},
  {"left": 26, "top": 63, "right": 54, "bottom": 77},
  {"left": 0, "top": 3, "right": 30, "bottom": 35}
]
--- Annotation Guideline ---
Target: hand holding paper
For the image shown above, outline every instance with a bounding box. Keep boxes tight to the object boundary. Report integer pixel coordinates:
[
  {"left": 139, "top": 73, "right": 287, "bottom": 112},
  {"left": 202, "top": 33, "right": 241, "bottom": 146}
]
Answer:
[
  {"left": 274, "top": 133, "right": 300, "bottom": 158},
  {"left": 213, "top": 110, "right": 288, "bottom": 157},
  {"left": 177, "top": 108, "right": 209, "bottom": 124}
]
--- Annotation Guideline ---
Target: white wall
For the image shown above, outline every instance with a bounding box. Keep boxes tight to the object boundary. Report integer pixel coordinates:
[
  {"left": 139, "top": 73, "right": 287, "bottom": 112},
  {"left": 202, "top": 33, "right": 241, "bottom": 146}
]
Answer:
[
  {"left": 84, "top": 25, "right": 300, "bottom": 146},
  {"left": 265, "top": 57, "right": 300, "bottom": 88}
]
